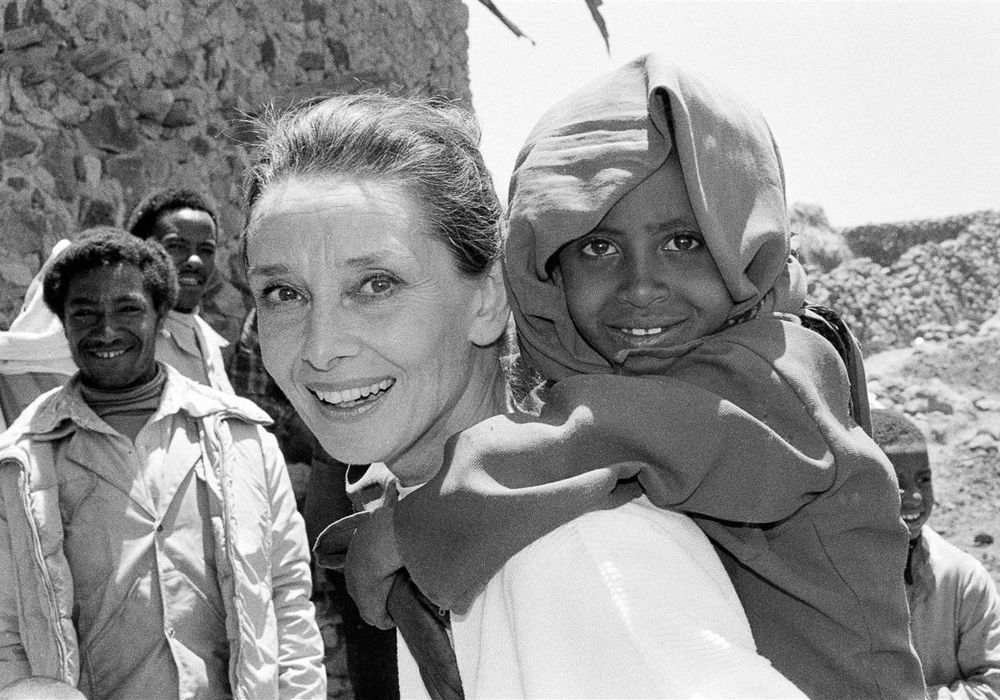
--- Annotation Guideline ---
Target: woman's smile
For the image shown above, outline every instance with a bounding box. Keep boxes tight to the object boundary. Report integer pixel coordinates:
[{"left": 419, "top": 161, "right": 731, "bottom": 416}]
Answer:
[{"left": 309, "top": 378, "right": 396, "bottom": 411}]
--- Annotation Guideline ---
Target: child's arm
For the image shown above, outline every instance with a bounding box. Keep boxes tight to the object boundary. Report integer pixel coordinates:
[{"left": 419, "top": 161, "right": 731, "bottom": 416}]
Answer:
[{"left": 394, "top": 319, "right": 858, "bottom": 611}]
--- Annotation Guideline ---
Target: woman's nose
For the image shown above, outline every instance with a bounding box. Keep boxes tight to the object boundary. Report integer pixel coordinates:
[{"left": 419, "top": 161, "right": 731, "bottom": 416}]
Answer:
[{"left": 302, "top": 304, "right": 363, "bottom": 369}]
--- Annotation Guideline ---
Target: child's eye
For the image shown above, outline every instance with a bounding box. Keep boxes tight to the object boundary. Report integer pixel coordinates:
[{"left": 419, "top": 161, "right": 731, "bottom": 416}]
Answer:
[
  {"left": 664, "top": 233, "right": 703, "bottom": 252},
  {"left": 580, "top": 238, "right": 618, "bottom": 257},
  {"left": 358, "top": 273, "right": 399, "bottom": 297}
]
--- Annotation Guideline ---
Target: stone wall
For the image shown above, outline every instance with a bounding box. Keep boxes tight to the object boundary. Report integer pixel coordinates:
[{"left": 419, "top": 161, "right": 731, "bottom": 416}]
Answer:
[{"left": 0, "top": 0, "right": 471, "bottom": 335}]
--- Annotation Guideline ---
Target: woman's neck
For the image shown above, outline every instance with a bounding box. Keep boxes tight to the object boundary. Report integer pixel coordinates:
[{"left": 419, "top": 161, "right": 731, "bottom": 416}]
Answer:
[{"left": 388, "top": 347, "right": 509, "bottom": 488}]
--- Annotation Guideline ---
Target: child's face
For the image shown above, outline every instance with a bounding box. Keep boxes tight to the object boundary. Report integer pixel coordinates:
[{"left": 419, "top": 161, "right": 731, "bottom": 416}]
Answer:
[
  {"left": 552, "top": 154, "right": 732, "bottom": 373},
  {"left": 889, "top": 448, "right": 934, "bottom": 540}
]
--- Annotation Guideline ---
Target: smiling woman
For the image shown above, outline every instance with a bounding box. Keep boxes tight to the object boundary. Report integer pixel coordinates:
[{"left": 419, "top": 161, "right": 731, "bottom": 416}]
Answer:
[{"left": 245, "top": 175, "right": 506, "bottom": 482}]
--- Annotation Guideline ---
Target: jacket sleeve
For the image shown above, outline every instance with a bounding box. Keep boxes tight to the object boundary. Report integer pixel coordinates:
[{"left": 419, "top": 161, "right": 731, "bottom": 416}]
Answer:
[
  {"left": 930, "top": 563, "right": 1000, "bottom": 700},
  {"left": 260, "top": 429, "right": 327, "bottom": 699},
  {"left": 0, "top": 485, "right": 32, "bottom": 684}
]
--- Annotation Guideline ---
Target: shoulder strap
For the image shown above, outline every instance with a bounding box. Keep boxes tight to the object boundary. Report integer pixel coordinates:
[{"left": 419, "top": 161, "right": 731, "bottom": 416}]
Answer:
[{"left": 800, "top": 304, "right": 873, "bottom": 436}]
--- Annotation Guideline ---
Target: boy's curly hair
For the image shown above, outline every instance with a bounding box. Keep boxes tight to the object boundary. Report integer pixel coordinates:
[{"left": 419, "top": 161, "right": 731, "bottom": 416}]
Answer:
[
  {"left": 126, "top": 187, "right": 220, "bottom": 240},
  {"left": 43, "top": 227, "right": 179, "bottom": 320},
  {"left": 871, "top": 408, "right": 928, "bottom": 452}
]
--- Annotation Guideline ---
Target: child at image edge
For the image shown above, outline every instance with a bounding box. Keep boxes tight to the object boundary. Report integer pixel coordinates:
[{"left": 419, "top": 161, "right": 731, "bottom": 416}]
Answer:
[
  {"left": 348, "top": 54, "right": 928, "bottom": 699},
  {"left": 873, "top": 407, "right": 1000, "bottom": 697}
]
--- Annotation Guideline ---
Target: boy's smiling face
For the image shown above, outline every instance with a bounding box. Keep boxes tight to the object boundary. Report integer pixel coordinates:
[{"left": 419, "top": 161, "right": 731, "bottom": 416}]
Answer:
[
  {"left": 551, "top": 153, "right": 733, "bottom": 373},
  {"left": 889, "top": 447, "right": 934, "bottom": 540}
]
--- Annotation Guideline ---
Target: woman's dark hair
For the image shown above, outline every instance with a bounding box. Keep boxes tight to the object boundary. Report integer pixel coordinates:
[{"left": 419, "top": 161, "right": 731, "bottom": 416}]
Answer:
[
  {"left": 43, "top": 227, "right": 179, "bottom": 319},
  {"left": 242, "top": 91, "right": 503, "bottom": 278},
  {"left": 126, "top": 187, "right": 220, "bottom": 240}
]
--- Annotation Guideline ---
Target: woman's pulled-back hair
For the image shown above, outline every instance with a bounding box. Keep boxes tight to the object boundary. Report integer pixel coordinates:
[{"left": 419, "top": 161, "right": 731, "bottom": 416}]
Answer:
[
  {"left": 242, "top": 91, "right": 503, "bottom": 278},
  {"left": 43, "top": 227, "right": 179, "bottom": 320}
]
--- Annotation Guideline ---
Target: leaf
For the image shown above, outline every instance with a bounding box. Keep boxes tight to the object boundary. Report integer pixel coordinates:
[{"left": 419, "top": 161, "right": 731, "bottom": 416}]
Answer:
[
  {"left": 477, "top": 0, "right": 611, "bottom": 49},
  {"left": 476, "top": 0, "right": 535, "bottom": 45},
  {"left": 582, "top": 0, "right": 610, "bottom": 52}
]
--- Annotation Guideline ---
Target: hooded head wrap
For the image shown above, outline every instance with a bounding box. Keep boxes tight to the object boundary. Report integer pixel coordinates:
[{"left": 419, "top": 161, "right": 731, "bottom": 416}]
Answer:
[{"left": 505, "top": 53, "right": 807, "bottom": 379}]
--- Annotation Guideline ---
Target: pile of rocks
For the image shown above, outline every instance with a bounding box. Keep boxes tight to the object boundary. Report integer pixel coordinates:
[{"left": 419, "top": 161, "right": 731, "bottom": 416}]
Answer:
[{"left": 806, "top": 210, "right": 1000, "bottom": 354}]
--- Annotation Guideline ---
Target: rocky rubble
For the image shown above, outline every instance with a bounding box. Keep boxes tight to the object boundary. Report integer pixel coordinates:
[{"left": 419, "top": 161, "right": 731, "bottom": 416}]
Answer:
[
  {"left": 799, "top": 205, "right": 1000, "bottom": 583},
  {"left": 806, "top": 210, "right": 1000, "bottom": 353}
]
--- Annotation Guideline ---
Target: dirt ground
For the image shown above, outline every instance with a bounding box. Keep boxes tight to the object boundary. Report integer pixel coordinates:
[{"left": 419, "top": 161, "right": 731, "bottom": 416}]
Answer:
[{"left": 865, "top": 323, "right": 1000, "bottom": 584}]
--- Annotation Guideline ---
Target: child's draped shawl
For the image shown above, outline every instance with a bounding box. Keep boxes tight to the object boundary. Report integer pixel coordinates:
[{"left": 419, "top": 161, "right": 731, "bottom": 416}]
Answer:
[
  {"left": 395, "top": 53, "right": 827, "bottom": 610},
  {"left": 381, "top": 55, "right": 922, "bottom": 699}
]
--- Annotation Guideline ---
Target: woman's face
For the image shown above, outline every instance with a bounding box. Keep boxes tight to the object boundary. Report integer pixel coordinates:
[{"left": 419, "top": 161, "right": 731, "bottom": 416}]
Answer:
[{"left": 246, "top": 176, "right": 506, "bottom": 484}]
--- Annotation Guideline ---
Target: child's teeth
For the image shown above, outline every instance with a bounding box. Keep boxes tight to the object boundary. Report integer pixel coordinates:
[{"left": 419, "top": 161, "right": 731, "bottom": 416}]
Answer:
[{"left": 625, "top": 327, "right": 663, "bottom": 336}]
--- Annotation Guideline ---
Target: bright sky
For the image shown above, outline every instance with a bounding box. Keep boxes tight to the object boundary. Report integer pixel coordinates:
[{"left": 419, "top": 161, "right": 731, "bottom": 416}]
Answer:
[{"left": 467, "top": 1, "right": 1000, "bottom": 228}]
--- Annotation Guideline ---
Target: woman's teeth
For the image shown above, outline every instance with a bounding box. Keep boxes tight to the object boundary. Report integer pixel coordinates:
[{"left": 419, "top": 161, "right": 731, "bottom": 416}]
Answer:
[
  {"left": 623, "top": 327, "right": 664, "bottom": 336},
  {"left": 93, "top": 349, "right": 127, "bottom": 359},
  {"left": 315, "top": 379, "right": 394, "bottom": 405},
  {"left": 902, "top": 512, "right": 922, "bottom": 523}
]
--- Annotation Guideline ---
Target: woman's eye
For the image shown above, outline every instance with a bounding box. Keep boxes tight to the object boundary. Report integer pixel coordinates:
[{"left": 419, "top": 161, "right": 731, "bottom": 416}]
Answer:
[
  {"left": 358, "top": 274, "right": 398, "bottom": 296},
  {"left": 580, "top": 238, "right": 617, "bottom": 257},
  {"left": 664, "top": 233, "right": 703, "bottom": 252},
  {"left": 261, "top": 285, "right": 303, "bottom": 304}
]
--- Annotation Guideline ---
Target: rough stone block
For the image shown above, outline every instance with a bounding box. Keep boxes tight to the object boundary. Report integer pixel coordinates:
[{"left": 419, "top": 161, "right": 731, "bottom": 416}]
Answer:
[
  {"left": 0, "top": 129, "right": 39, "bottom": 159},
  {"left": 51, "top": 95, "right": 89, "bottom": 126},
  {"left": 1, "top": 23, "right": 48, "bottom": 50},
  {"left": 130, "top": 87, "right": 175, "bottom": 123},
  {"left": 163, "top": 51, "right": 195, "bottom": 88},
  {"left": 71, "top": 46, "right": 127, "bottom": 78},
  {"left": 162, "top": 98, "right": 199, "bottom": 128},
  {"left": 78, "top": 190, "right": 119, "bottom": 228},
  {"left": 80, "top": 104, "right": 140, "bottom": 153},
  {"left": 22, "top": 106, "right": 58, "bottom": 130},
  {"left": 73, "top": 153, "right": 102, "bottom": 186},
  {"left": 103, "top": 153, "right": 145, "bottom": 203},
  {"left": 0, "top": 43, "right": 58, "bottom": 71},
  {"left": 40, "top": 132, "right": 78, "bottom": 202}
]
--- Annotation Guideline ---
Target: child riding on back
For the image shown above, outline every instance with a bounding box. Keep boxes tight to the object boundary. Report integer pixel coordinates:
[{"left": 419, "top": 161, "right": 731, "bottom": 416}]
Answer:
[{"left": 348, "top": 54, "right": 927, "bottom": 699}]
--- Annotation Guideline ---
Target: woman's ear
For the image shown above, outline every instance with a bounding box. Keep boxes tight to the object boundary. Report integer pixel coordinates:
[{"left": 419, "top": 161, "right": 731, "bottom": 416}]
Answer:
[{"left": 468, "top": 261, "right": 510, "bottom": 347}]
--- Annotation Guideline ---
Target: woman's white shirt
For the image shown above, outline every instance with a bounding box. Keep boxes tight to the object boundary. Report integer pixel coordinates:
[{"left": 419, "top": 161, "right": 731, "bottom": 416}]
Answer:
[{"left": 397, "top": 494, "right": 804, "bottom": 698}]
